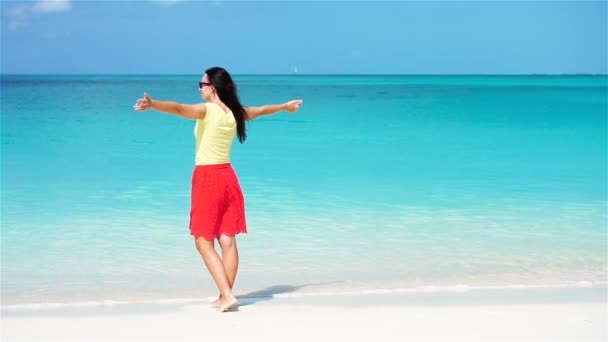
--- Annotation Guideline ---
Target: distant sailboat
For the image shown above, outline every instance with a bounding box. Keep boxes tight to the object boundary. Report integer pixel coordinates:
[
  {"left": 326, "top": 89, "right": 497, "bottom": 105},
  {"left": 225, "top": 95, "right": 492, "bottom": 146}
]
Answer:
[{"left": 293, "top": 65, "right": 299, "bottom": 75}]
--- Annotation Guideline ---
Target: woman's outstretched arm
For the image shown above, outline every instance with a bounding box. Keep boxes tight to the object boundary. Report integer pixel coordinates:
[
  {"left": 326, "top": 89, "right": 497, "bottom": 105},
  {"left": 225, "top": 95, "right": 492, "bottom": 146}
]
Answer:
[
  {"left": 245, "top": 100, "right": 303, "bottom": 121},
  {"left": 133, "top": 92, "right": 207, "bottom": 120}
]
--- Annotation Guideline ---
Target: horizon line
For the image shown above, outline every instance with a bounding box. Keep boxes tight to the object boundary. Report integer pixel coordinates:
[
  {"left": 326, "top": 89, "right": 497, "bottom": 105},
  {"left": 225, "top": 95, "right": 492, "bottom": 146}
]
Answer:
[{"left": 2, "top": 73, "right": 607, "bottom": 77}]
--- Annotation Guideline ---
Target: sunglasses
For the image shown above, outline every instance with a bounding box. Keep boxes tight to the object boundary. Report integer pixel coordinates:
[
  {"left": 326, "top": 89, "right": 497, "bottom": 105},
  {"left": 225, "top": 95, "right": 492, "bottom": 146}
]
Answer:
[{"left": 198, "top": 82, "right": 212, "bottom": 89}]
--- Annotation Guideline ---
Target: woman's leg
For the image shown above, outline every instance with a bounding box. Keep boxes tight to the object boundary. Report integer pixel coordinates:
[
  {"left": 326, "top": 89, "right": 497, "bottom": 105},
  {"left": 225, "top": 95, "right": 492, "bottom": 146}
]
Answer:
[
  {"left": 219, "top": 234, "right": 239, "bottom": 288},
  {"left": 210, "top": 234, "right": 239, "bottom": 308},
  {"left": 195, "top": 237, "right": 238, "bottom": 312}
]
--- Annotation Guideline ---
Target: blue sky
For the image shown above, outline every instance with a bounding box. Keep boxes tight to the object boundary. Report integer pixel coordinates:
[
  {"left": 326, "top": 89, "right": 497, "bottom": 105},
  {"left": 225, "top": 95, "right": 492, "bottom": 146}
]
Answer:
[{"left": 1, "top": 0, "right": 606, "bottom": 74}]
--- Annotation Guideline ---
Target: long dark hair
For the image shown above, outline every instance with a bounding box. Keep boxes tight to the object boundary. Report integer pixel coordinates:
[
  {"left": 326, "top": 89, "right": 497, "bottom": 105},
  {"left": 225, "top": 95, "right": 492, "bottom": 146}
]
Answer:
[{"left": 205, "top": 67, "right": 249, "bottom": 143}]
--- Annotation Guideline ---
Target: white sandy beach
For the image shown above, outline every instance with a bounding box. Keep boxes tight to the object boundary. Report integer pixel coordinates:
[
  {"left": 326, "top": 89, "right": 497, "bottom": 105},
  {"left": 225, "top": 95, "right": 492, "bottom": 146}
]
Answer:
[{"left": 3, "top": 289, "right": 606, "bottom": 342}]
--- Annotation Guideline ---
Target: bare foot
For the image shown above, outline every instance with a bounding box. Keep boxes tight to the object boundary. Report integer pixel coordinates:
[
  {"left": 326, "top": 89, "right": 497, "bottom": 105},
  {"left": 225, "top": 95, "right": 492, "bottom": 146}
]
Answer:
[
  {"left": 209, "top": 296, "right": 221, "bottom": 309},
  {"left": 217, "top": 294, "right": 238, "bottom": 313}
]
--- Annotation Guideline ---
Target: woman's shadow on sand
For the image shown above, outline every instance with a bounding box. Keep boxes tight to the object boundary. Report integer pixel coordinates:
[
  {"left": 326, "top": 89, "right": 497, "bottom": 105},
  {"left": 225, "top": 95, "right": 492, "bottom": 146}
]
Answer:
[{"left": 236, "top": 282, "right": 339, "bottom": 307}]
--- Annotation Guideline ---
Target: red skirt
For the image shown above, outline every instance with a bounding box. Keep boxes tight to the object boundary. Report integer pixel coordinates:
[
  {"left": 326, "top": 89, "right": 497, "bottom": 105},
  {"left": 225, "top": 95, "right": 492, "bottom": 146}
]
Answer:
[{"left": 189, "top": 163, "right": 247, "bottom": 241}]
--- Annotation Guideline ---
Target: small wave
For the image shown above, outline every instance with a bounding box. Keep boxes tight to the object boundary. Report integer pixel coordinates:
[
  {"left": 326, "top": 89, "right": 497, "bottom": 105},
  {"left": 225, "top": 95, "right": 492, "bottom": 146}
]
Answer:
[
  {"left": 1, "top": 297, "right": 215, "bottom": 311},
  {"left": 268, "top": 281, "right": 603, "bottom": 299},
  {"left": 3, "top": 281, "right": 605, "bottom": 311}
]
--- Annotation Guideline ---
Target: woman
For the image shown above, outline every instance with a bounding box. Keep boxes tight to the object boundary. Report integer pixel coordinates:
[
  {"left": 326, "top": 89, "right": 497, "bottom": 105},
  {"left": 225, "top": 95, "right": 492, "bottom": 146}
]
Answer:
[{"left": 133, "top": 67, "right": 302, "bottom": 312}]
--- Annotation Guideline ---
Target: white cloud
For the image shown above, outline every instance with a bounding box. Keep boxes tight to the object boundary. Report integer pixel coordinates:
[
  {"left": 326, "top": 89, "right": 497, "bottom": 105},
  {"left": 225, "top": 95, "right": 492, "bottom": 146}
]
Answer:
[
  {"left": 7, "top": 5, "right": 31, "bottom": 31},
  {"left": 44, "top": 31, "right": 58, "bottom": 39},
  {"left": 6, "top": 1, "right": 71, "bottom": 31},
  {"left": 8, "top": 20, "right": 31, "bottom": 31},
  {"left": 151, "top": 0, "right": 187, "bottom": 6},
  {"left": 8, "top": 5, "right": 29, "bottom": 18},
  {"left": 31, "top": 0, "right": 72, "bottom": 13}
]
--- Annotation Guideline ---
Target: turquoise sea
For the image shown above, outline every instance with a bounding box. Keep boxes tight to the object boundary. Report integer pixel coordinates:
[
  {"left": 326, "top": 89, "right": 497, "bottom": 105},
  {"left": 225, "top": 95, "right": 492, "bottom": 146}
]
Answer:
[{"left": 1, "top": 75, "right": 606, "bottom": 306}]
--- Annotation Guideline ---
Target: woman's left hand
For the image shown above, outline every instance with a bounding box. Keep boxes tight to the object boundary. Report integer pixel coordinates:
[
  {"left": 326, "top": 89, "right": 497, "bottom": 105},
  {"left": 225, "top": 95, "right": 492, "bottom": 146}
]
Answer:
[
  {"left": 285, "top": 99, "right": 303, "bottom": 113},
  {"left": 133, "top": 93, "right": 152, "bottom": 111}
]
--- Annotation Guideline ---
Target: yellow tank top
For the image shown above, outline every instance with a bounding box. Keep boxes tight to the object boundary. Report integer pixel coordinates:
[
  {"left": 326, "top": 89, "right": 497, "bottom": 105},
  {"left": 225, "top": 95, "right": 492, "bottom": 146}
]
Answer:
[{"left": 194, "top": 102, "right": 236, "bottom": 165}]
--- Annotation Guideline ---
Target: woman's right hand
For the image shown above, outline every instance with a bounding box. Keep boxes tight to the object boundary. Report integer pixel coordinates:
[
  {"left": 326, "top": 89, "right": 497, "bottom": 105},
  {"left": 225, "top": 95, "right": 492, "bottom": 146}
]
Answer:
[
  {"left": 285, "top": 99, "right": 303, "bottom": 113},
  {"left": 133, "top": 93, "right": 152, "bottom": 111}
]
